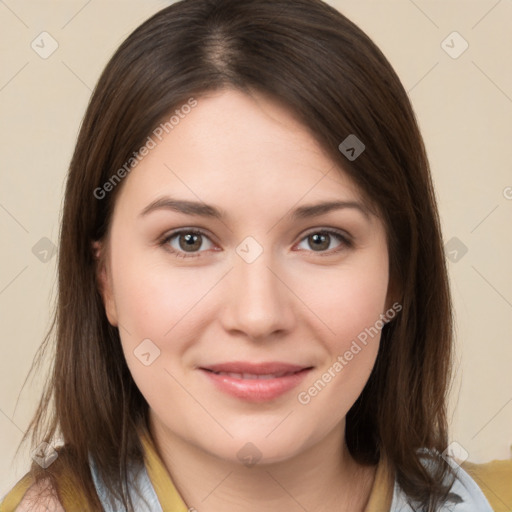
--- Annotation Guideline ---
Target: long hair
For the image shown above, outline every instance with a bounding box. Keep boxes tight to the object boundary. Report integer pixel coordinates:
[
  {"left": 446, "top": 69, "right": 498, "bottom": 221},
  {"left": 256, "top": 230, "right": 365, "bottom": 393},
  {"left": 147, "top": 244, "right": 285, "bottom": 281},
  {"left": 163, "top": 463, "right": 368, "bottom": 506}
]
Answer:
[{"left": 19, "top": 0, "right": 454, "bottom": 509}]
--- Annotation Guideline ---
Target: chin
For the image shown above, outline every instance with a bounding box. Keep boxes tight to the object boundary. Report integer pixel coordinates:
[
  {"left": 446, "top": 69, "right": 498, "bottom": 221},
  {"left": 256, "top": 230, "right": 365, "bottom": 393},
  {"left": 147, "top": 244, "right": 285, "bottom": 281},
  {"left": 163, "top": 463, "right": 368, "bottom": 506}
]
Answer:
[{"left": 207, "top": 433, "right": 312, "bottom": 468}]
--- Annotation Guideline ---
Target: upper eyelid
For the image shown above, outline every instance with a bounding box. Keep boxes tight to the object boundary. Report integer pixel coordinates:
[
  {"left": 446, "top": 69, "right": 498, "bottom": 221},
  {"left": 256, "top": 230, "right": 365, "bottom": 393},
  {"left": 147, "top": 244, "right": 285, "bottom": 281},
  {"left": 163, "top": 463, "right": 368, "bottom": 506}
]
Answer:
[{"left": 162, "top": 228, "right": 216, "bottom": 245}]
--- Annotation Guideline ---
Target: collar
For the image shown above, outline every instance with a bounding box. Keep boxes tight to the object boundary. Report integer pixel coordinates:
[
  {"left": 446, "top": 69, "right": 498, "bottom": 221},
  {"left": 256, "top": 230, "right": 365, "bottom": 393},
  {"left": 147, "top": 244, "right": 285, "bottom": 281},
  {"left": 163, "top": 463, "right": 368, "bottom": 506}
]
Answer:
[
  {"left": 139, "top": 427, "right": 394, "bottom": 511},
  {"left": 90, "top": 427, "right": 492, "bottom": 511}
]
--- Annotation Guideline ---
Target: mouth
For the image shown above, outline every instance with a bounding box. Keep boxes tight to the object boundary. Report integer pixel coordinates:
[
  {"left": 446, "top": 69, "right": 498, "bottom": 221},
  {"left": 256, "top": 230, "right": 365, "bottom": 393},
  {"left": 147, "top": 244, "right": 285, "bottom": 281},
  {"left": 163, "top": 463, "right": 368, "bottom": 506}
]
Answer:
[
  {"left": 198, "top": 362, "right": 313, "bottom": 402},
  {"left": 204, "top": 370, "right": 302, "bottom": 379}
]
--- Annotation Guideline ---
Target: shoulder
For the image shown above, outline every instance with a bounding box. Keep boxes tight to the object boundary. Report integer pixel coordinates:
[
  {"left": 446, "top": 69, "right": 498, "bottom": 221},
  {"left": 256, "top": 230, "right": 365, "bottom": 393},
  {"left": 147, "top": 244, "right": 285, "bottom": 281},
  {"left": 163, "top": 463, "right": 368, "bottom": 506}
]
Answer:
[
  {"left": 1, "top": 475, "right": 64, "bottom": 512},
  {"left": 460, "top": 458, "right": 512, "bottom": 512}
]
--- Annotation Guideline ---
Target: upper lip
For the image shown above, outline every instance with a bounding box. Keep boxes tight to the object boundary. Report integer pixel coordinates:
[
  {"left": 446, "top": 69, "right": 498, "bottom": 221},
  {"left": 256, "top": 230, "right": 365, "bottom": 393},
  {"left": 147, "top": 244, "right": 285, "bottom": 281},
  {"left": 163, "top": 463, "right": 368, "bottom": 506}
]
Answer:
[{"left": 200, "top": 361, "right": 312, "bottom": 375}]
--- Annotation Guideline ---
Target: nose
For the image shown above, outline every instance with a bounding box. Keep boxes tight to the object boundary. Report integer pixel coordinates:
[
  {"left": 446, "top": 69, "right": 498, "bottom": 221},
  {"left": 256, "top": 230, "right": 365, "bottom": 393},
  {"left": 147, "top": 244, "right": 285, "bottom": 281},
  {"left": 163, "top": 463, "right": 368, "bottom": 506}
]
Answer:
[{"left": 219, "top": 249, "right": 296, "bottom": 341}]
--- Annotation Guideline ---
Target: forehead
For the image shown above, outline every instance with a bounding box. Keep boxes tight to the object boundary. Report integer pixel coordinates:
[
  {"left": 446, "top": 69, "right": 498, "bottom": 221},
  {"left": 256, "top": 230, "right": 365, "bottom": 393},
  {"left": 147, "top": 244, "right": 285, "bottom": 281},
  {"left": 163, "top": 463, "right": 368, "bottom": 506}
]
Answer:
[{"left": 113, "top": 88, "right": 368, "bottom": 219}]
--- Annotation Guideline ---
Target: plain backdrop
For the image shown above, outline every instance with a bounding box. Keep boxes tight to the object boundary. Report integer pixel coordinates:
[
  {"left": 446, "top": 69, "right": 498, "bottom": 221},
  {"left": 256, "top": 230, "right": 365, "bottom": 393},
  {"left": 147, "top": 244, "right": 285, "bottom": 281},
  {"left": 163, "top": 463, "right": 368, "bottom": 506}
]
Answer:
[{"left": 1, "top": 0, "right": 511, "bottom": 499}]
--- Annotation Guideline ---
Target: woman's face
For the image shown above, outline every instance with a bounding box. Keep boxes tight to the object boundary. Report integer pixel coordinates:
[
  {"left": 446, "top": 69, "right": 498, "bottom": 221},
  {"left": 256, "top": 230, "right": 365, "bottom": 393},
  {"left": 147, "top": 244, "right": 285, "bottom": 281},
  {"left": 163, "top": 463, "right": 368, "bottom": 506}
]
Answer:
[{"left": 97, "top": 88, "right": 392, "bottom": 464}]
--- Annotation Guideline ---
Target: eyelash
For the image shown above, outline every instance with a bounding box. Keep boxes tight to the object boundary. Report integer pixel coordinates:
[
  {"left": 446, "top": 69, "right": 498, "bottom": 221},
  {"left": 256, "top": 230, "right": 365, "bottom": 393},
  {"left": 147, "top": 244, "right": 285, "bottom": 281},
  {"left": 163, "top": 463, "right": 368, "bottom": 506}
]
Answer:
[{"left": 159, "top": 228, "right": 353, "bottom": 259}]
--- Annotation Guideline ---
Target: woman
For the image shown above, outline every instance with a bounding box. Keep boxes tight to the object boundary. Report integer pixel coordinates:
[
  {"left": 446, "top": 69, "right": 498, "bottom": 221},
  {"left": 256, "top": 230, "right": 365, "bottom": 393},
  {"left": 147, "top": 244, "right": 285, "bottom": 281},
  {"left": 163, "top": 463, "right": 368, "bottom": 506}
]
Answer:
[{"left": 2, "top": 0, "right": 511, "bottom": 510}]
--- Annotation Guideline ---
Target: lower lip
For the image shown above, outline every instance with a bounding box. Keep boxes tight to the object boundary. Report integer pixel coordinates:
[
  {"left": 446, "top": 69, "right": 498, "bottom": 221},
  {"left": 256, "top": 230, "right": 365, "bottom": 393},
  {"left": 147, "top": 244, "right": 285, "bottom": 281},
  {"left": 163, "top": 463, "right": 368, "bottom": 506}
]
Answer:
[{"left": 200, "top": 368, "right": 312, "bottom": 402}]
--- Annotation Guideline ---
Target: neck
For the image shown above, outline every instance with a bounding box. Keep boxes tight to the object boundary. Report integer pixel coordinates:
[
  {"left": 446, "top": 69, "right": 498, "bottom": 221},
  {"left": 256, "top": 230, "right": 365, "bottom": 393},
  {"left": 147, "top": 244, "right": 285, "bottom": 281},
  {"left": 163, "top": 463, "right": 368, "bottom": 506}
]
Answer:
[{"left": 149, "top": 416, "right": 376, "bottom": 512}]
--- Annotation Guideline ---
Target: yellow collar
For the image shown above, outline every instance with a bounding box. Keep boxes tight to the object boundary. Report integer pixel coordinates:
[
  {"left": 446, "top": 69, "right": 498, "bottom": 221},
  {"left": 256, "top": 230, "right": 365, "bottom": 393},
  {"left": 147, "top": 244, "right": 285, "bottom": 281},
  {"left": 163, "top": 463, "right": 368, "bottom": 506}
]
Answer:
[{"left": 139, "top": 427, "right": 190, "bottom": 511}]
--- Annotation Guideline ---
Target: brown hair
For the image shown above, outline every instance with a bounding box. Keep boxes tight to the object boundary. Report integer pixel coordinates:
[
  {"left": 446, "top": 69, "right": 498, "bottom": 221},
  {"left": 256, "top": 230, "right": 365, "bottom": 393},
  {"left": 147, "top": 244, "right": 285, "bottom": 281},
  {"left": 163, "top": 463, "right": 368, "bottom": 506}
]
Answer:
[{"left": 18, "top": 0, "right": 455, "bottom": 509}]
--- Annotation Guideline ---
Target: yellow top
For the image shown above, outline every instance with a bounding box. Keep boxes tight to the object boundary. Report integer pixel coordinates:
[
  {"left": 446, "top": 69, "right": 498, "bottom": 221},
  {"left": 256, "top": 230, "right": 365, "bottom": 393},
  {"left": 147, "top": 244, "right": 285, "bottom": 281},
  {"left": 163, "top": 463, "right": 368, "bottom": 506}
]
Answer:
[{"left": 1, "top": 430, "right": 511, "bottom": 511}]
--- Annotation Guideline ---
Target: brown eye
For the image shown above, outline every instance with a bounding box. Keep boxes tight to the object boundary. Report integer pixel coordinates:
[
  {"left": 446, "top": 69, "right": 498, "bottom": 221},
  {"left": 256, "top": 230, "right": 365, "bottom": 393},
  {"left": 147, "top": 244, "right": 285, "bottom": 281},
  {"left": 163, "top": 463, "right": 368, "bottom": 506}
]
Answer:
[
  {"left": 178, "top": 232, "right": 203, "bottom": 252},
  {"left": 296, "top": 229, "right": 351, "bottom": 255},
  {"left": 307, "top": 233, "right": 331, "bottom": 251},
  {"left": 161, "top": 229, "right": 215, "bottom": 258}
]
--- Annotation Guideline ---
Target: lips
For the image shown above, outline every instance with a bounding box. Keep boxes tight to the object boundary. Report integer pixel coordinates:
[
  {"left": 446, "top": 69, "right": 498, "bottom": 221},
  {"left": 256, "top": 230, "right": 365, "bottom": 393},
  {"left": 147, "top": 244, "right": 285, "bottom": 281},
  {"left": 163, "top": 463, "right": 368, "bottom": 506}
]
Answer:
[
  {"left": 199, "top": 361, "right": 313, "bottom": 402},
  {"left": 208, "top": 371, "right": 295, "bottom": 380}
]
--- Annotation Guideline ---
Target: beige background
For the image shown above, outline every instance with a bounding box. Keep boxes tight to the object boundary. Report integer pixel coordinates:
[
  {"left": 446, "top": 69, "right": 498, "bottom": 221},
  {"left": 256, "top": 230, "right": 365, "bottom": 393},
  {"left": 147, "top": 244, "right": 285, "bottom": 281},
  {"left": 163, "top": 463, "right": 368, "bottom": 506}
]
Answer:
[{"left": 1, "top": 0, "right": 511, "bottom": 499}]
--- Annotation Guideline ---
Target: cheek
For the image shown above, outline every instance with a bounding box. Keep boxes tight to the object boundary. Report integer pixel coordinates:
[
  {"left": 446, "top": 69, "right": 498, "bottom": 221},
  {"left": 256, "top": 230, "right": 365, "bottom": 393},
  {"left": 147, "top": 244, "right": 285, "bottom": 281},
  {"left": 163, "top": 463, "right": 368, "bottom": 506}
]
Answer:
[
  {"left": 109, "top": 242, "right": 225, "bottom": 402},
  {"left": 110, "top": 244, "right": 216, "bottom": 341},
  {"left": 330, "top": 275, "right": 388, "bottom": 351},
  {"left": 293, "top": 249, "right": 388, "bottom": 411},
  {"left": 296, "top": 248, "right": 389, "bottom": 349}
]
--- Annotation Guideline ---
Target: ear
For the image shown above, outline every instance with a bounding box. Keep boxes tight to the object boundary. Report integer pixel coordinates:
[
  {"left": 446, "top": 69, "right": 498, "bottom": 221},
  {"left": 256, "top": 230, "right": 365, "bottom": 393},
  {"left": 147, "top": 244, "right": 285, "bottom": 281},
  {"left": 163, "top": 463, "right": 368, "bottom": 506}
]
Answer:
[{"left": 92, "top": 240, "right": 118, "bottom": 327}]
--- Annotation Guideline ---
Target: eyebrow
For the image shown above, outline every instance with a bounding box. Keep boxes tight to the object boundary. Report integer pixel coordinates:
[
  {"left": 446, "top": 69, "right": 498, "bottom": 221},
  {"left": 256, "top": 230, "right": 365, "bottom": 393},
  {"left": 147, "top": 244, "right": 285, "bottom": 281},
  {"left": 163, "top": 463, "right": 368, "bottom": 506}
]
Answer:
[{"left": 139, "top": 196, "right": 372, "bottom": 221}]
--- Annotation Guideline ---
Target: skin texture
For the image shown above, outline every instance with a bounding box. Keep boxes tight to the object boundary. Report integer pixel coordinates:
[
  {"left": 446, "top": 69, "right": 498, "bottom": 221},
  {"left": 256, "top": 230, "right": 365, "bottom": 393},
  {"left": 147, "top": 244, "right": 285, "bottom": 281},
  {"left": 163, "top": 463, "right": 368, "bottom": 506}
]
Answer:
[
  {"left": 15, "top": 479, "right": 64, "bottom": 511},
  {"left": 95, "top": 88, "right": 393, "bottom": 511}
]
